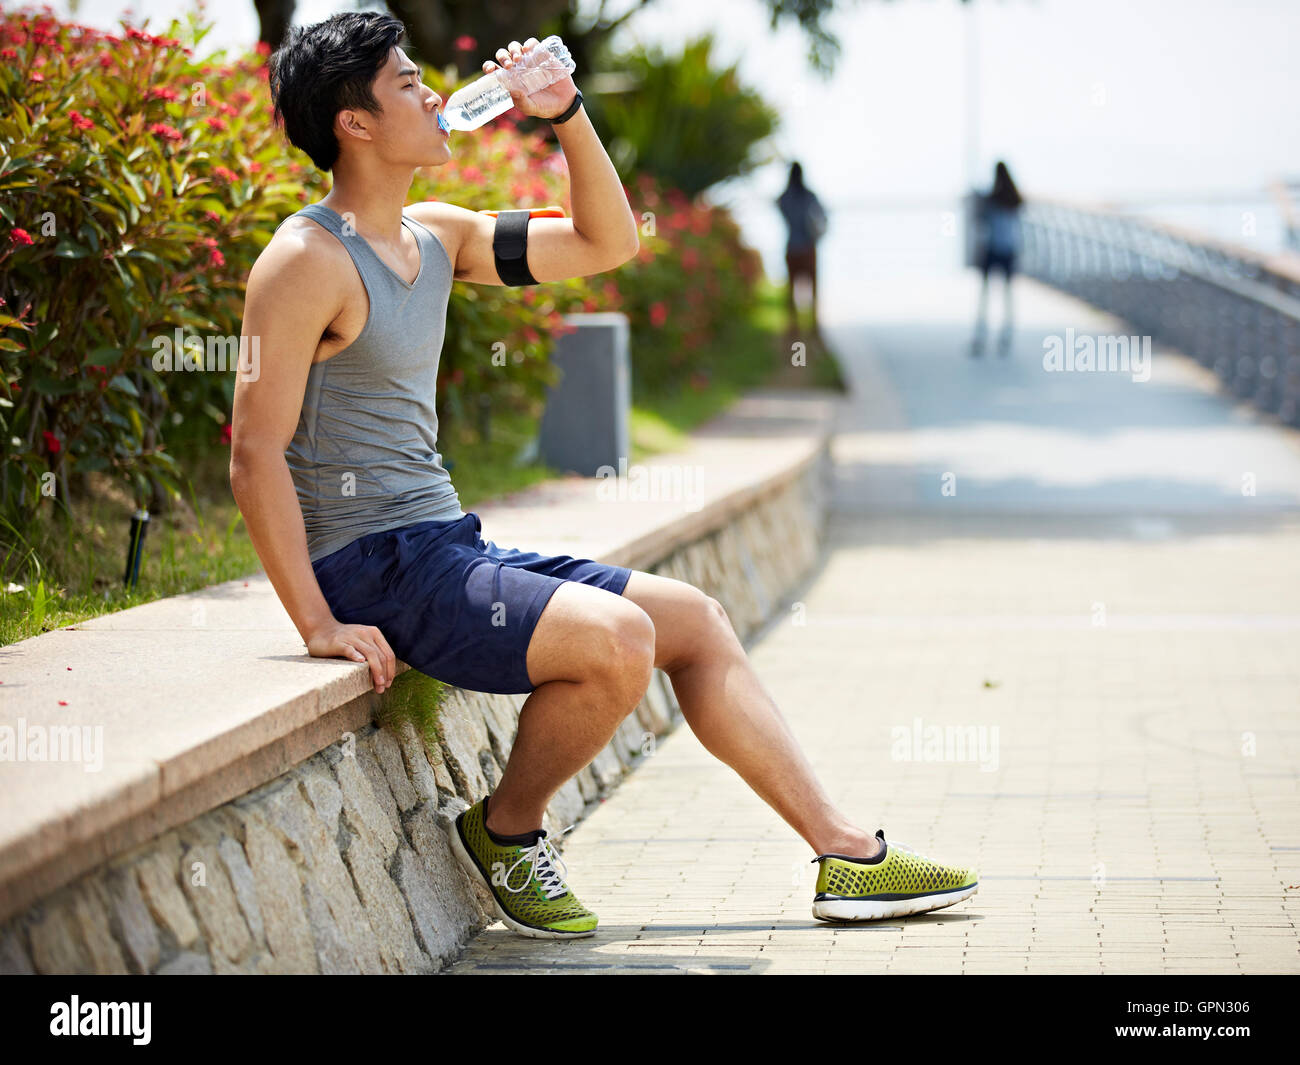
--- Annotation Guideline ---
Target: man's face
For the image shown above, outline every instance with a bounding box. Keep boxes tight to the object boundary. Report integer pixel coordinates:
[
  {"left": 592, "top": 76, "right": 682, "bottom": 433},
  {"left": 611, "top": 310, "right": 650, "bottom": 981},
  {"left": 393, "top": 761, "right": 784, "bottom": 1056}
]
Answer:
[{"left": 340, "top": 46, "right": 450, "bottom": 168}]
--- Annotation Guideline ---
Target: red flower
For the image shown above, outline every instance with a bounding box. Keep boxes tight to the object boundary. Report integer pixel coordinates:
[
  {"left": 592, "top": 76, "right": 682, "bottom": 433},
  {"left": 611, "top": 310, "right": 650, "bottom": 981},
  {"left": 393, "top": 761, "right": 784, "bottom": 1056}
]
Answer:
[
  {"left": 454, "top": 35, "right": 476, "bottom": 51},
  {"left": 255, "top": 40, "right": 271, "bottom": 56},
  {"left": 68, "top": 109, "right": 94, "bottom": 131},
  {"left": 149, "top": 122, "right": 182, "bottom": 142},
  {"left": 42, "top": 430, "right": 60, "bottom": 454},
  {"left": 147, "top": 86, "right": 180, "bottom": 101},
  {"left": 205, "top": 116, "right": 227, "bottom": 131},
  {"left": 461, "top": 164, "right": 482, "bottom": 183},
  {"left": 219, "top": 423, "right": 232, "bottom": 445},
  {"left": 10, "top": 228, "right": 33, "bottom": 246},
  {"left": 649, "top": 302, "right": 668, "bottom": 327},
  {"left": 211, "top": 165, "right": 237, "bottom": 183},
  {"left": 523, "top": 326, "right": 539, "bottom": 344}
]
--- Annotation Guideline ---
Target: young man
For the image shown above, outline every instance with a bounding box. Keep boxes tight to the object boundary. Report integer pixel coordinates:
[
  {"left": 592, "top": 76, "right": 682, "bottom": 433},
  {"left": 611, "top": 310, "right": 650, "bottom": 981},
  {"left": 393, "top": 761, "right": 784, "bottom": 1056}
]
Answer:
[{"left": 232, "top": 12, "right": 977, "bottom": 940}]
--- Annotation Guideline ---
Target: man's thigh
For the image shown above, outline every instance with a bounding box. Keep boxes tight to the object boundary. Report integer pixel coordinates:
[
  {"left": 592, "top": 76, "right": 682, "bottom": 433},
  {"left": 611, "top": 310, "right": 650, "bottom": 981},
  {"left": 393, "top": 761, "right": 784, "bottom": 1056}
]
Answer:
[
  {"left": 527, "top": 570, "right": 737, "bottom": 684},
  {"left": 618, "top": 571, "right": 741, "bottom": 672}
]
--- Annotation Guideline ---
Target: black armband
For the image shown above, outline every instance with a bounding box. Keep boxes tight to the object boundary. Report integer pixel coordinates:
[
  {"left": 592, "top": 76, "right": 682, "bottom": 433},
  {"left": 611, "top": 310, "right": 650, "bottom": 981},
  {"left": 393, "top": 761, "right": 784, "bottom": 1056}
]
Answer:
[{"left": 493, "top": 208, "right": 538, "bottom": 286}]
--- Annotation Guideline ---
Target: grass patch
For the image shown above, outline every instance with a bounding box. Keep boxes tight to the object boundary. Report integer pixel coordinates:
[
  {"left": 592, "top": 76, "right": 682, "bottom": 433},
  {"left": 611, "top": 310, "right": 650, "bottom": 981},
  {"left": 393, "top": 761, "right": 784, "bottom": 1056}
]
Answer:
[{"left": 373, "top": 668, "right": 449, "bottom": 752}]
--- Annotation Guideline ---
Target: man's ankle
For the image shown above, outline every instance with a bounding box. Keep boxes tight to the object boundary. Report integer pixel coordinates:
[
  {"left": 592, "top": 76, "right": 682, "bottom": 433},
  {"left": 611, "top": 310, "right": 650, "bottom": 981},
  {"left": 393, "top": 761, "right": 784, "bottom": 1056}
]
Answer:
[
  {"left": 815, "top": 829, "right": 882, "bottom": 861},
  {"left": 482, "top": 793, "right": 544, "bottom": 840}
]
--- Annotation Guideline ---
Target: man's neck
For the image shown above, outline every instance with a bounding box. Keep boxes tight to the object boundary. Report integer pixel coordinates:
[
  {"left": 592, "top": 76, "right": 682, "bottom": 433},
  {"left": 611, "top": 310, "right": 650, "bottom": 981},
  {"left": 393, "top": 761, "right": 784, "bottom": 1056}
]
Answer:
[{"left": 319, "top": 160, "right": 418, "bottom": 245}]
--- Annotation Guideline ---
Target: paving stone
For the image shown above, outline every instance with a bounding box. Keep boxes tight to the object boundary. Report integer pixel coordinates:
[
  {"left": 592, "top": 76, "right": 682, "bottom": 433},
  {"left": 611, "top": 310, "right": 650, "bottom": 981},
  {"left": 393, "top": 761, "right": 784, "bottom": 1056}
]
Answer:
[
  {"left": 372, "top": 726, "right": 421, "bottom": 813},
  {"left": 69, "top": 879, "right": 129, "bottom": 974},
  {"left": 393, "top": 719, "right": 440, "bottom": 804},
  {"left": 28, "top": 896, "right": 93, "bottom": 974},
  {"left": 103, "top": 866, "right": 159, "bottom": 974},
  {"left": 241, "top": 812, "right": 318, "bottom": 974},
  {"left": 134, "top": 839, "right": 200, "bottom": 950},
  {"left": 0, "top": 924, "right": 33, "bottom": 974},
  {"left": 177, "top": 833, "right": 253, "bottom": 967},
  {"left": 302, "top": 878, "right": 360, "bottom": 975},
  {"left": 217, "top": 834, "right": 265, "bottom": 947},
  {"left": 155, "top": 951, "right": 212, "bottom": 975},
  {"left": 341, "top": 822, "right": 429, "bottom": 974},
  {"left": 437, "top": 693, "right": 494, "bottom": 798},
  {"left": 334, "top": 745, "right": 400, "bottom": 860}
]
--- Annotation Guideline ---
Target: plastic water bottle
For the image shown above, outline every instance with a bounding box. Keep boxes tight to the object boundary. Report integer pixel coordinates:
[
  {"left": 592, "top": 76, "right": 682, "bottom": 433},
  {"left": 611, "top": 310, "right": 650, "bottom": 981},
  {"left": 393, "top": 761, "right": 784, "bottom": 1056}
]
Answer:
[{"left": 439, "top": 35, "right": 577, "bottom": 132}]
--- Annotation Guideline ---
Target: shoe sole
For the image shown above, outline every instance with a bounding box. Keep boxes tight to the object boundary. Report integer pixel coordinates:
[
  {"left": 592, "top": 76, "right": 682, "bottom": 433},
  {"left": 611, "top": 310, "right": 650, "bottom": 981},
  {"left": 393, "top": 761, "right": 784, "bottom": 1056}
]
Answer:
[
  {"left": 449, "top": 814, "right": 597, "bottom": 940},
  {"left": 812, "top": 883, "right": 978, "bottom": 922}
]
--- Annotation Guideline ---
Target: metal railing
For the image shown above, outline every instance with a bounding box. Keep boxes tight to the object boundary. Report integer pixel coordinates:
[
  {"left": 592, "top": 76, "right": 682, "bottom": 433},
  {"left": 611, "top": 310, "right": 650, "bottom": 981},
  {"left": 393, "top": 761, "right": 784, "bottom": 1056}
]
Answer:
[{"left": 1020, "top": 201, "right": 1300, "bottom": 426}]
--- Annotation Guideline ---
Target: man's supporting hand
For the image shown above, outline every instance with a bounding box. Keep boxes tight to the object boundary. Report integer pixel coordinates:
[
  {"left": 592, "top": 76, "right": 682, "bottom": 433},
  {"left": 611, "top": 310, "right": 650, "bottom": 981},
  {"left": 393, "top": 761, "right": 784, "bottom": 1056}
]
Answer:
[{"left": 306, "top": 619, "right": 397, "bottom": 694}]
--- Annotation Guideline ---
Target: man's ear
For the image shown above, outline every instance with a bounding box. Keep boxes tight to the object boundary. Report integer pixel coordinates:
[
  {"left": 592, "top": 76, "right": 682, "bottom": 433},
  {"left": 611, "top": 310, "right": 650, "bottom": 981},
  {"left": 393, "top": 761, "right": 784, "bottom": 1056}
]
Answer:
[{"left": 335, "top": 108, "right": 374, "bottom": 146}]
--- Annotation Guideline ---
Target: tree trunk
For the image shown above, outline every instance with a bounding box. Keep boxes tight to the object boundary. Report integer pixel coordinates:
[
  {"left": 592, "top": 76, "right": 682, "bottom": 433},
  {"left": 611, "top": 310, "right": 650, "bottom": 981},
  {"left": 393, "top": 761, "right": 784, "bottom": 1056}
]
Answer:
[{"left": 255, "top": 0, "right": 296, "bottom": 49}]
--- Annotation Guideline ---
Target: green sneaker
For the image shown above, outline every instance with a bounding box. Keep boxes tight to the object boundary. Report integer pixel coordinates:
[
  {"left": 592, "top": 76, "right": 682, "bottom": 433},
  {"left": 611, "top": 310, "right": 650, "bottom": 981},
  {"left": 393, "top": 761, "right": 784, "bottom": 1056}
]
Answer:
[
  {"left": 811, "top": 829, "right": 978, "bottom": 921},
  {"left": 450, "top": 795, "right": 598, "bottom": 939}
]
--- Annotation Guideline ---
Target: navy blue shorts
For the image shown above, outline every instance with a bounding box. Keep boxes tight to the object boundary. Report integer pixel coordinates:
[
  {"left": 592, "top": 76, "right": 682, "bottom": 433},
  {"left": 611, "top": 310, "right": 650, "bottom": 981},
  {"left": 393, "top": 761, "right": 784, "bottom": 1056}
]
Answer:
[{"left": 311, "top": 511, "right": 634, "bottom": 695}]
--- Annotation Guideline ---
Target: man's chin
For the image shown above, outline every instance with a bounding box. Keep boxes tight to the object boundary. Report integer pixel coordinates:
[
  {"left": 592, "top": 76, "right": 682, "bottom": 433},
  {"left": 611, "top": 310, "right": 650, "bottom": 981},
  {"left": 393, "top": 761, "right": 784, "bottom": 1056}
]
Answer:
[{"left": 413, "top": 145, "right": 451, "bottom": 169}]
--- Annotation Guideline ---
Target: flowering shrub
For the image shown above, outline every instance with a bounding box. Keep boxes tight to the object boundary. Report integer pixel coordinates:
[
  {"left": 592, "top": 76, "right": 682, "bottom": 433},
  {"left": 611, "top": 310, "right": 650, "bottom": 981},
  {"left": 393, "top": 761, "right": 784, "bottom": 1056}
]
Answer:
[
  {"left": 0, "top": 7, "right": 324, "bottom": 522},
  {"left": 596, "top": 172, "right": 764, "bottom": 394}
]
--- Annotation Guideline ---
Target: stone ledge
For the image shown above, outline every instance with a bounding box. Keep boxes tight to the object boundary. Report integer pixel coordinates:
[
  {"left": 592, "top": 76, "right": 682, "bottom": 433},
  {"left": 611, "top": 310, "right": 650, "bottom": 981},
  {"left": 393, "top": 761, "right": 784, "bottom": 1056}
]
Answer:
[{"left": 0, "top": 388, "right": 841, "bottom": 949}]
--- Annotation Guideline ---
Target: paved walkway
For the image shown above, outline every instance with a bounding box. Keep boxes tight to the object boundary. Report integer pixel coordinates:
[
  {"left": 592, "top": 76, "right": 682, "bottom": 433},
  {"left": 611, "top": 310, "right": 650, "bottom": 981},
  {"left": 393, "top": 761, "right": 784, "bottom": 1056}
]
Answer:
[{"left": 448, "top": 274, "right": 1300, "bottom": 973}]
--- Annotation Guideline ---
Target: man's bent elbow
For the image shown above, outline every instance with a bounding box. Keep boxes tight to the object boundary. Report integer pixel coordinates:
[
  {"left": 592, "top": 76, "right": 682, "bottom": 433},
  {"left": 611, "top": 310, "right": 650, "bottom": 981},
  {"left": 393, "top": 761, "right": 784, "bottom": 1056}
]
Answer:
[{"left": 228, "top": 443, "right": 278, "bottom": 496}]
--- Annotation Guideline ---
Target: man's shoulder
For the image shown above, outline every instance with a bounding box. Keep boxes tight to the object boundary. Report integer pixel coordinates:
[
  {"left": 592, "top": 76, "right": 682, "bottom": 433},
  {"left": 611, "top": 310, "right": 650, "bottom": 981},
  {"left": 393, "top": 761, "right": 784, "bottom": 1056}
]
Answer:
[
  {"left": 403, "top": 200, "right": 465, "bottom": 245},
  {"left": 249, "top": 213, "right": 349, "bottom": 294}
]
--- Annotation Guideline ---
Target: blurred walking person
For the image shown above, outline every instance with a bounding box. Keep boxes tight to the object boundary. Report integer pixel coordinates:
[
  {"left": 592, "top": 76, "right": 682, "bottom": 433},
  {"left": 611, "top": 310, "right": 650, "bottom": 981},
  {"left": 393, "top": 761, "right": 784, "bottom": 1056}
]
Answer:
[
  {"left": 971, "top": 160, "right": 1023, "bottom": 357},
  {"left": 777, "top": 162, "right": 828, "bottom": 343}
]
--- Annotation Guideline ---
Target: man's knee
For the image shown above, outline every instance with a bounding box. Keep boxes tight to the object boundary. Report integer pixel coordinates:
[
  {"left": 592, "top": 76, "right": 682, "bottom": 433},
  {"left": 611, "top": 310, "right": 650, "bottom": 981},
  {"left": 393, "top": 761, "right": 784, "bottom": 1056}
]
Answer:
[
  {"left": 699, "top": 593, "right": 739, "bottom": 648},
  {"left": 593, "top": 603, "right": 656, "bottom": 696}
]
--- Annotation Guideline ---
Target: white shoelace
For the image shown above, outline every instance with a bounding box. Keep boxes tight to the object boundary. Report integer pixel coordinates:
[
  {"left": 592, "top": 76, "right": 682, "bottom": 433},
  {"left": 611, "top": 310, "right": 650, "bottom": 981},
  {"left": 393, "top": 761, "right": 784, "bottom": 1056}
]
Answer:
[{"left": 500, "top": 825, "right": 573, "bottom": 900}]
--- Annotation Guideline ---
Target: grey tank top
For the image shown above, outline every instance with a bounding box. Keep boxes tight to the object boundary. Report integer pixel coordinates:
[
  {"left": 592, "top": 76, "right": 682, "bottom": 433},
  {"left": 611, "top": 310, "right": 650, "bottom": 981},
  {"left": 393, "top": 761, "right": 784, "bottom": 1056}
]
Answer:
[{"left": 281, "top": 203, "right": 465, "bottom": 562}]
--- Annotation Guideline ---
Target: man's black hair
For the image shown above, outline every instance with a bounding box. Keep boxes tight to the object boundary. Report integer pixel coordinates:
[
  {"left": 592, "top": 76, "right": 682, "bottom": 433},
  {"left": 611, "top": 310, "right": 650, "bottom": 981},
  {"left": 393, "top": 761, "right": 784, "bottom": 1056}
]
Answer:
[{"left": 268, "top": 11, "right": 407, "bottom": 172}]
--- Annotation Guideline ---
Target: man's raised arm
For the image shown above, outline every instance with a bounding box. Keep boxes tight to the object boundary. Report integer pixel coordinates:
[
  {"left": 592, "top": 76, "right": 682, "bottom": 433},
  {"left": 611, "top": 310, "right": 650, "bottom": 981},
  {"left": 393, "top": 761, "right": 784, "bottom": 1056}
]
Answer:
[{"left": 408, "top": 39, "right": 640, "bottom": 286}]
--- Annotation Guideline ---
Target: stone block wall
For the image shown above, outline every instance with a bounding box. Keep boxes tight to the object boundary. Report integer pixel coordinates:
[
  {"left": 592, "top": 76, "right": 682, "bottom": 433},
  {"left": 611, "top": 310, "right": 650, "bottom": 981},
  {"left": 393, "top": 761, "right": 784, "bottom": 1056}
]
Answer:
[{"left": 0, "top": 445, "right": 830, "bottom": 974}]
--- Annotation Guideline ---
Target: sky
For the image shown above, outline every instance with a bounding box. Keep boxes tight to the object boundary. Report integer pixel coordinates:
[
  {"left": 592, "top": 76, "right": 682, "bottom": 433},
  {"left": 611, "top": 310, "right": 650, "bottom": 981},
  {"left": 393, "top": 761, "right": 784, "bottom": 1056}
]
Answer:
[{"left": 39, "top": 0, "right": 1300, "bottom": 273}]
